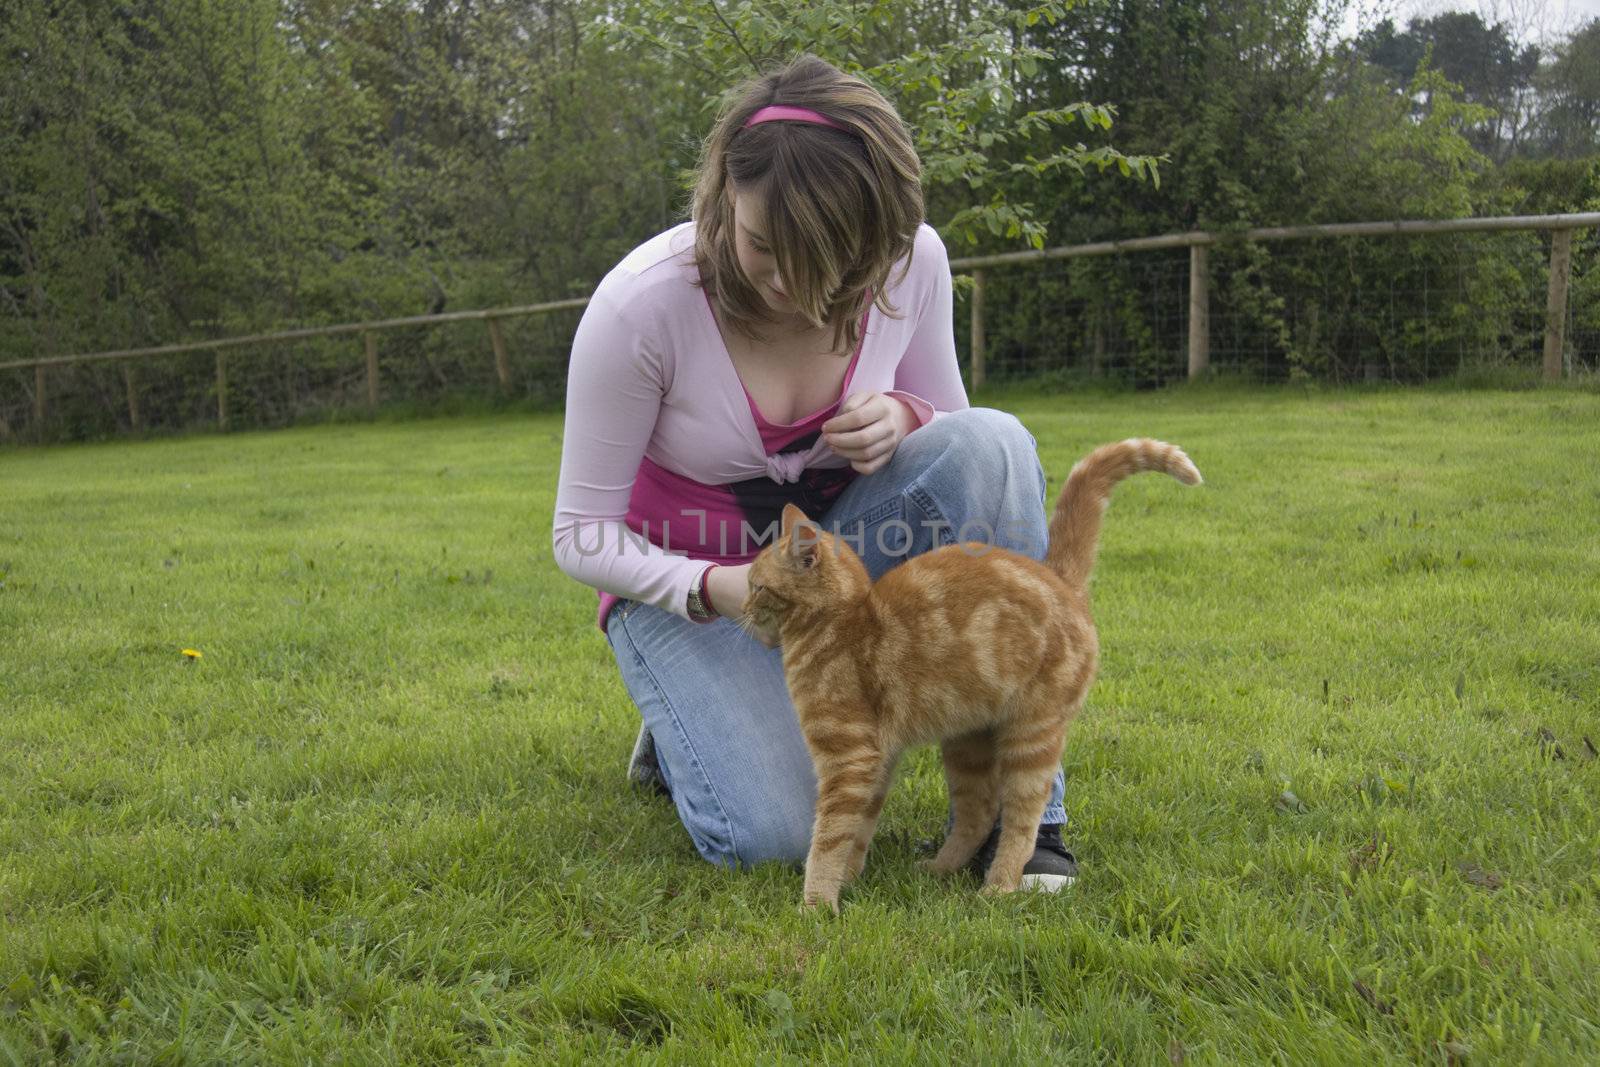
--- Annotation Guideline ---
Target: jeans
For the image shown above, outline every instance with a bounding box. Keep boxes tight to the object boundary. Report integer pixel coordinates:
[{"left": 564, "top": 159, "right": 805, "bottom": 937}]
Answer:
[{"left": 604, "top": 407, "right": 1068, "bottom": 868}]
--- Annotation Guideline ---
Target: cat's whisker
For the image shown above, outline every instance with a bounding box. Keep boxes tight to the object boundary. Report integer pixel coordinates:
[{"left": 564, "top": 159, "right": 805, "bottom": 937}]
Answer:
[{"left": 733, "top": 609, "right": 782, "bottom": 650}]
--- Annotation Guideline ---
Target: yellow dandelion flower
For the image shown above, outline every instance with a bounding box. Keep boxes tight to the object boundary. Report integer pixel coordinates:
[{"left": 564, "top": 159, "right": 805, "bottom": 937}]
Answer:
[{"left": 181, "top": 648, "right": 203, "bottom": 659}]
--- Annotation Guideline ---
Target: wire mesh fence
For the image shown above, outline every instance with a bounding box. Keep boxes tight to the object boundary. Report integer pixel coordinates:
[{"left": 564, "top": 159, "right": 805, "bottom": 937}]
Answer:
[
  {"left": 0, "top": 309, "right": 584, "bottom": 445},
  {"left": 2, "top": 218, "right": 1594, "bottom": 446},
  {"left": 954, "top": 224, "right": 1597, "bottom": 387}
]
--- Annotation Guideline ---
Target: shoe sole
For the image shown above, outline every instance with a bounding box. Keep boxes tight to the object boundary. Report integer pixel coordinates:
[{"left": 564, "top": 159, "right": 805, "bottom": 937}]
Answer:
[
  {"left": 1018, "top": 872, "right": 1076, "bottom": 893},
  {"left": 627, "top": 726, "right": 658, "bottom": 783},
  {"left": 627, "top": 727, "right": 672, "bottom": 797}
]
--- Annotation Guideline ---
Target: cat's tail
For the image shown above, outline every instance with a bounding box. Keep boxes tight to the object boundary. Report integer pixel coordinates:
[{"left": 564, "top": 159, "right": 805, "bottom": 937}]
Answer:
[{"left": 1043, "top": 438, "right": 1202, "bottom": 593}]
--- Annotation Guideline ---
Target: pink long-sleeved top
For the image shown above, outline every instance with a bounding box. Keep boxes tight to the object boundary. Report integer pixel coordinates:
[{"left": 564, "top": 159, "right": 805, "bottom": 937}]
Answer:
[{"left": 552, "top": 220, "right": 969, "bottom": 630}]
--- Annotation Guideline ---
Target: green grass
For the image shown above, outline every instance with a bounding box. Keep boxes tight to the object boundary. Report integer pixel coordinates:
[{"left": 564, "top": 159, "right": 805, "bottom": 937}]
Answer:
[{"left": 3, "top": 385, "right": 1599, "bottom": 1064}]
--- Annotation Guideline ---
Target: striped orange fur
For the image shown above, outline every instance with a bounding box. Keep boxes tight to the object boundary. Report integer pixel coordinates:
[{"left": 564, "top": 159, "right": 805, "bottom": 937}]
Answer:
[{"left": 742, "top": 438, "right": 1201, "bottom": 911}]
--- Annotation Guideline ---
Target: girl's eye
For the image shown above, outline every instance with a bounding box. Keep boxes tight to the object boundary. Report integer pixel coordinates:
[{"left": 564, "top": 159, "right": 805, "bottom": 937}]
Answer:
[{"left": 751, "top": 243, "right": 771, "bottom": 255}]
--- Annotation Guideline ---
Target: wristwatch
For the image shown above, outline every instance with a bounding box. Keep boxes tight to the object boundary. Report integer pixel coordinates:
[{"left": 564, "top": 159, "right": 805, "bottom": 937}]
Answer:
[{"left": 687, "top": 565, "right": 719, "bottom": 622}]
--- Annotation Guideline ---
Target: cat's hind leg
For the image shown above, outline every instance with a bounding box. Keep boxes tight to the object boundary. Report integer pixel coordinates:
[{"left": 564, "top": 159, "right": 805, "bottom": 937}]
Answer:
[
  {"left": 924, "top": 730, "right": 1000, "bottom": 876},
  {"left": 982, "top": 716, "right": 1066, "bottom": 895}
]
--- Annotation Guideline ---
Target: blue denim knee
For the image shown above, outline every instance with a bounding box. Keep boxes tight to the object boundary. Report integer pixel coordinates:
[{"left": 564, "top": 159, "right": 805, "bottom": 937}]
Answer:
[{"left": 881, "top": 407, "right": 1049, "bottom": 563}]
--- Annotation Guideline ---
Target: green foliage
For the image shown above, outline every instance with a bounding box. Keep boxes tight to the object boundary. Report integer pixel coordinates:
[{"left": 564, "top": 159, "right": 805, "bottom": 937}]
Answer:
[
  {"left": 1374, "top": 65, "right": 1496, "bottom": 217},
  {"left": 1356, "top": 12, "right": 1540, "bottom": 158},
  {"left": 603, "top": 0, "right": 1159, "bottom": 250},
  {"left": 0, "top": 0, "right": 441, "bottom": 355},
  {"left": 1256, "top": 65, "right": 1510, "bottom": 381},
  {"left": 1537, "top": 18, "right": 1600, "bottom": 158}
]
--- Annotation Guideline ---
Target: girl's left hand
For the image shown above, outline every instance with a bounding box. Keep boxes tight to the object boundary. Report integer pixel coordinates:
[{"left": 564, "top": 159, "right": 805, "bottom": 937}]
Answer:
[{"left": 822, "top": 392, "right": 919, "bottom": 475}]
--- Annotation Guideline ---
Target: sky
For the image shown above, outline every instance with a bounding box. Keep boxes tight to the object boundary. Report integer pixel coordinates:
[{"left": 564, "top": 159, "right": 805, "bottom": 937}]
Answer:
[{"left": 1339, "top": 0, "right": 1600, "bottom": 44}]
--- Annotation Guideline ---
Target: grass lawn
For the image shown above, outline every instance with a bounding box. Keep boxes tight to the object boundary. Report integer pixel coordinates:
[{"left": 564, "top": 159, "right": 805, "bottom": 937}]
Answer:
[{"left": 3, "top": 384, "right": 1599, "bottom": 1063}]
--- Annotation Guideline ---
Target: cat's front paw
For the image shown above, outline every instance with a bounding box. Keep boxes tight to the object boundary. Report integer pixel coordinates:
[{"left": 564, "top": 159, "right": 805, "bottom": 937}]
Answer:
[{"left": 801, "top": 890, "right": 840, "bottom": 915}]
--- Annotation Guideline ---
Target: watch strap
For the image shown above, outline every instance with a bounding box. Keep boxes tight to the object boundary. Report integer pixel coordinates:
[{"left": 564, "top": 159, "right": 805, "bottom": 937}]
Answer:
[{"left": 687, "top": 564, "right": 719, "bottom": 622}]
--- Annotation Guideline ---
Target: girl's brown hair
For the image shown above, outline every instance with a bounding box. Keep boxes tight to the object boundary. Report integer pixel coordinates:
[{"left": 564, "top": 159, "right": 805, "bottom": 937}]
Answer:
[{"left": 690, "top": 54, "right": 924, "bottom": 354}]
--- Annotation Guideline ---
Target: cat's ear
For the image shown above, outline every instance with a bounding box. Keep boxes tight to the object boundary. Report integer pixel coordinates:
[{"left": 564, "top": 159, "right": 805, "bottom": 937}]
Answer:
[
  {"left": 781, "top": 505, "right": 819, "bottom": 568},
  {"left": 788, "top": 519, "right": 821, "bottom": 569},
  {"left": 780, "top": 503, "right": 808, "bottom": 538}
]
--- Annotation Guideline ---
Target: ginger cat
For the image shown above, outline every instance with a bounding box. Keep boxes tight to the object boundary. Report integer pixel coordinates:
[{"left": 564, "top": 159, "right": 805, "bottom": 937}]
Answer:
[{"left": 742, "top": 438, "right": 1202, "bottom": 910}]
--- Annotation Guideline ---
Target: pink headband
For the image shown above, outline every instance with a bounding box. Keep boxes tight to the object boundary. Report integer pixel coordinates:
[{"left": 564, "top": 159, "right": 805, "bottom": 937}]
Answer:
[{"left": 743, "top": 105, "right": 847, "bottom": 132}]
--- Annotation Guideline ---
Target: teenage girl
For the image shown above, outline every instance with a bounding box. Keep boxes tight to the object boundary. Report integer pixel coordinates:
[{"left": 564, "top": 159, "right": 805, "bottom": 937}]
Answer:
[{"left": 553, "top": 54, "right": 1076, "bottom": 891}]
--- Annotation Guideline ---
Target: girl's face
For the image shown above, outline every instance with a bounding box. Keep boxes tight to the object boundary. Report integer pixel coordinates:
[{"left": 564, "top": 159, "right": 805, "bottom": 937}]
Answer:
[{"left": 729, "top": 186, "right": 803, "bottom": 320}]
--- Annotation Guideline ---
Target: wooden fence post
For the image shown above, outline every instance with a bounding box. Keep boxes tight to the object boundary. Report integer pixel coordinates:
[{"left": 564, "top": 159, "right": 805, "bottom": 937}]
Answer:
[
  {"left": 487, "top": 316, "right": 511, "bottom": 392},
  {"left": 364, "top": 330, "right": 379, "bottom": 408},
  {"left": 124, "top": 364, "right": 140, "bottom": 431},
  {"left": 34, "top": 364, "right": 46, "bottom": 432},
  {"left": 970, "top": 269, "right": 986, "bottom": 391},
  {"left": 1188, "top": 243, "right": 1210, "bottom": 380},
  {"left": 215, "top": 351, "right": 229, "bottom": 429},
  {"left": 1092, "top": 309, "right": 1105, "bottom": 377},
  {"left": 1544, "top": 228, "right": 1573, "bottom": 382}
]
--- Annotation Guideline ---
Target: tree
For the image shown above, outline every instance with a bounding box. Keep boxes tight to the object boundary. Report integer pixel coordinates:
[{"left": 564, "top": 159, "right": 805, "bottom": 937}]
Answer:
[
  {"left": 1355, "top": 11, "right": 1540, "bottom": 158},
  {"left": 1536, "top": 17, "right": 1600, "bottom": 157}
]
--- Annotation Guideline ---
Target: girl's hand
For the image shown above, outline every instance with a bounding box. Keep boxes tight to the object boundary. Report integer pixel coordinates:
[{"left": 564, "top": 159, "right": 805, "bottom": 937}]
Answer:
[
  {"left": 705, "top": 562, "right": 752, "bottom": 621},
  {"left": 822, "top": 392, "right": 919, "bottom": 475}
]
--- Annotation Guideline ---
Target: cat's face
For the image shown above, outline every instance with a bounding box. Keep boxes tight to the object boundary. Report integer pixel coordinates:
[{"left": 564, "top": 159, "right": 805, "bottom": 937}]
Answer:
[
  {"left": 741, "top": 573, "right": 785, "bottom": 646},
  {"left": 742, "top": 503, "right": 862, "bottom": 641}
]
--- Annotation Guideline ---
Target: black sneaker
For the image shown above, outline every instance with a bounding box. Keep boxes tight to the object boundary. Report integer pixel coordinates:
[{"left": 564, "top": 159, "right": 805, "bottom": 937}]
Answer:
[
  {"left": 970, "top": 822, "right": 1078, "bottom": 892},
  {"left": 627, "top": 725, "right": 672, "bottom": 799}
]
